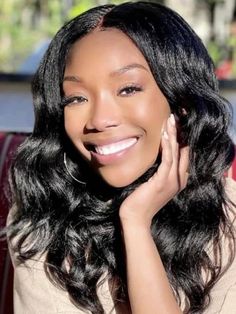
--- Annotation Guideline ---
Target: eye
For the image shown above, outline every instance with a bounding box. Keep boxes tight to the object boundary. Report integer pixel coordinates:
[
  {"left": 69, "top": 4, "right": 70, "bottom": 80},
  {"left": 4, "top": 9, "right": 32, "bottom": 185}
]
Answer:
[
  {"left": 118, "top": 85, "right": 143, "bottom": 97},
  {"left": 61, "top": 95, "right": 88, "bottom": 107}
]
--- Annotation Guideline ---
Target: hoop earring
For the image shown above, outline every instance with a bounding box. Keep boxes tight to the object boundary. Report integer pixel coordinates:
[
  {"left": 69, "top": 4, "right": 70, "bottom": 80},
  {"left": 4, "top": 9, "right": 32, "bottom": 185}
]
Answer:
[{"left": 63, "top": 153, "right": 86, "bottom": 185}]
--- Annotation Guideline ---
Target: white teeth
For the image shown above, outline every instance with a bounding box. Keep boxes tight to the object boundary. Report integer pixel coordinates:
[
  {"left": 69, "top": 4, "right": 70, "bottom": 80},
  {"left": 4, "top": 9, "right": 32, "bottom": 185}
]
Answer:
[{"left": 95, "top": 138, "right": 137, "bottom": 155}]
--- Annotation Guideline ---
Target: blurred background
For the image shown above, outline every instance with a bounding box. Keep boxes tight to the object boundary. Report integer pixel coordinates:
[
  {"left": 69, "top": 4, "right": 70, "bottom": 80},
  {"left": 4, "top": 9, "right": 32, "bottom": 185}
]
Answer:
[{"left": 0, "top": 0, "right": 236, "bottom": 139}]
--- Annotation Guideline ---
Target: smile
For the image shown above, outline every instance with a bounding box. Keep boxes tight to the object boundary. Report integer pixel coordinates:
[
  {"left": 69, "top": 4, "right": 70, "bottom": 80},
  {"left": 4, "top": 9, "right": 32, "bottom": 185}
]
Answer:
[
  {"left": 94, "top": 138, "right": 138, "bottom": 155},
  {"left": 88, "top": 137, "right": 139, "bottom": 165}
]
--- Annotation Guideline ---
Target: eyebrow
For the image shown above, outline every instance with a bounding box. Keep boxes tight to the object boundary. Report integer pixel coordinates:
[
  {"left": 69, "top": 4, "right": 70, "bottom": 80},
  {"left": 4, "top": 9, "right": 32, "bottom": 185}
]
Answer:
[
  {"left": 63, "top": 75, "right": 81, "bottom": 83},
  {"left": 63, "top": 63, "right": 149, "bottom": 83},
  {"left": 110, "top": 63, "right": 149, "bottom": 76}
]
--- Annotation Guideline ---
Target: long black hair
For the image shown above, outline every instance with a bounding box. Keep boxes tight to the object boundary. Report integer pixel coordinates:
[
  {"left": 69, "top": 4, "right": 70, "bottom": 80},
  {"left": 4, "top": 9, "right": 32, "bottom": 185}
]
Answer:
[{"left": 7, "top": 2, "right": 235, "bottom": 313}]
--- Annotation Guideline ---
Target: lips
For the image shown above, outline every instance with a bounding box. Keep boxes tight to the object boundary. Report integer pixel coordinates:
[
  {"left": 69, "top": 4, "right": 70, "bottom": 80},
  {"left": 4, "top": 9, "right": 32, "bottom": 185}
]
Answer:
[
  {"left": 94, "top": 137, "right": 138, "bottom": 155},
  {"left": 86, "top": 136, "right": 139, "bottom": 165}
]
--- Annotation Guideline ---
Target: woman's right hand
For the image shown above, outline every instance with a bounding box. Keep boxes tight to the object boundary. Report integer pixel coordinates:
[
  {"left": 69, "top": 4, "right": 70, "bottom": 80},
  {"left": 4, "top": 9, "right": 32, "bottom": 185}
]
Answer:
[
  {"left": 119, "top": 115, "right": 187, "bottom": 314},
  {"left": 119, "top": 114, "right": 189, "bottom": 229}
]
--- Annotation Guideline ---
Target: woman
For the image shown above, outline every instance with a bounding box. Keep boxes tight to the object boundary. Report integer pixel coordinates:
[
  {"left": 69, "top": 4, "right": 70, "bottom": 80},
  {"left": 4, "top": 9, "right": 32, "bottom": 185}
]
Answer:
[{"left": 6, "top": 2, "right": 236, "bottom": 313}]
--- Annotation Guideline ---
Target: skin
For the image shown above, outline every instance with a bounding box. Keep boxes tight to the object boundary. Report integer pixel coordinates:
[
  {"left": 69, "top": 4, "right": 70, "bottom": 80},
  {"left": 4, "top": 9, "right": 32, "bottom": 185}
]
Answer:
[
  {"left": 63, "top": 28, "right": 170, "bottom": 188},
  {"left": 63, "top": 28, "right": 189, "bottom": 313}
]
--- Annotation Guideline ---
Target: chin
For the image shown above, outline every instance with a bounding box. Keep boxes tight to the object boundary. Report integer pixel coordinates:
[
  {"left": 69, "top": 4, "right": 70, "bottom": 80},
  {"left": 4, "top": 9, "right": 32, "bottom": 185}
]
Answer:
[
  {"left": 97, "top": 176, "right": 133, "bottom": 188},
  {"left": 98, "top": 171, "right": 144, "bottom": 188},
  {"left": 95, "top": 162, "right": 156, "bottom": 188},
  {"left": 106, "top": 180, "right": 135, "bottom": 188}
]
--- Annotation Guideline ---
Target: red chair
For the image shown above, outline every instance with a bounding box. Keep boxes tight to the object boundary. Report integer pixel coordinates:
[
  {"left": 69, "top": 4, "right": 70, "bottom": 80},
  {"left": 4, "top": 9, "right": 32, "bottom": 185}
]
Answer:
[
  {"left": 0, "top": 133, "right": 26, "bottom": 314},
  {"left": 226, "top": 151, "right": 236, "bottom": 180}
]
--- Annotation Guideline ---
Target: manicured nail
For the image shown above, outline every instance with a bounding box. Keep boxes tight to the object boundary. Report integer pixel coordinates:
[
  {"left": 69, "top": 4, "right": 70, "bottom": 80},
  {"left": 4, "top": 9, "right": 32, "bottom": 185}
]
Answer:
[
  {"left": 162, "top": 131, "right": 169, "bottom": 140},
  {"left": 169, "top": 113, "right": 176, "bottom": 126}
]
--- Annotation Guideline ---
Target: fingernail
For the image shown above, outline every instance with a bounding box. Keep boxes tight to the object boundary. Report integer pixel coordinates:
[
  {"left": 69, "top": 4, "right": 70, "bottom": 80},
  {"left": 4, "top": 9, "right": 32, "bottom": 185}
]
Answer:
[
  {"left": 169, "top": 113, "right": 176, "bottom": 126},
  {"left": 162, "top": 131, "right": 169, "bottom": 140}
]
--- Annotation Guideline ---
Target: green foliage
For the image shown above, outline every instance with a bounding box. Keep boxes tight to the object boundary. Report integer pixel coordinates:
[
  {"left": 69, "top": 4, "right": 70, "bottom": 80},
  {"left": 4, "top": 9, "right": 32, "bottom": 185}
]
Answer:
[
  {"left": 198, "top": 0, "right": 224, "bottom": 5},
  {"left": 207, "top": 40, "right": 222, "bottom": 65},
  {"left": 68, "top": 0, "right": 95, "bottom": 19},
  {"left": 0, "top": 0, "right": 132, "bottom": 72},
  {"left": 0, "top": 0, "right": 231, "bottom": 76},
  {"left": 0, "top": 0, "right": 64, "bottom": 72},
  {"left": 0, "top": 0, "right": 98, "bottom": 72}
]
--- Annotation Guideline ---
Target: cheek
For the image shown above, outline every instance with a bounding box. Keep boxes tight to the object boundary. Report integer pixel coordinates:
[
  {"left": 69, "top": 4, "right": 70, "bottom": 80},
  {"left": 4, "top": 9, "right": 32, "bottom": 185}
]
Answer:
[
  {"left": 64, "top": 110, "right": 91, "bottom": 159},
  {"left": 132, "top": 97, "right": 170, "bottom": 134},
  {"left": 139, "top": 99, "right": 170, "bottom": 160},
  {"left": 64, "top": 110, "right": 83, "bottom": 140}
]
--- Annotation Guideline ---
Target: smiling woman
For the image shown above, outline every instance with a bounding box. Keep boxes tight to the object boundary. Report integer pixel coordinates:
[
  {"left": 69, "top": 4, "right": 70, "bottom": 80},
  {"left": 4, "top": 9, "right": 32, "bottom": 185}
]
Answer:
[
  {"left": 4, "top": 2, "right": 236, "bottom": 314},
  {"left": 63, "top": 29, "right": 170, "bottom": 187}
]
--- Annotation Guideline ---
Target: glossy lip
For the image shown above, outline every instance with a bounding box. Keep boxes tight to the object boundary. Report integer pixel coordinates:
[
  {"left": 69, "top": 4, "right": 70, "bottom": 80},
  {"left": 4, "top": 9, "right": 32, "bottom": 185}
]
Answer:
[
  {"left": 88, "top": 136, "right": 140, "bottom": 165},
  {"left": 84, "top": 135, "right": 141, "bottom": 147}
]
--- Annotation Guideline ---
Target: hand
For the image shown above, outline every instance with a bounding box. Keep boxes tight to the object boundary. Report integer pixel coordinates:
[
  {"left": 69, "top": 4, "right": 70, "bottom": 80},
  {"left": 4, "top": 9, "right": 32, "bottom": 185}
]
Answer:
[{"left": 119, "top": 114, "right": 189, "bottom": 229}]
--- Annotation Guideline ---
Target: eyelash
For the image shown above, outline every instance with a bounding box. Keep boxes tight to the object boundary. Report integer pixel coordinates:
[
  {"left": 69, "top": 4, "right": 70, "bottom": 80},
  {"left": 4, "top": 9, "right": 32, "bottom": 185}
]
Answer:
[
  {"left": 118, "top": 85, "right": 143, "bottom": 96},
  {"left": 62, "top": 84, "right": 143, "bottom": 106},
  {"left": 61, "top": 95, "right": 88, "bottom": 107}
]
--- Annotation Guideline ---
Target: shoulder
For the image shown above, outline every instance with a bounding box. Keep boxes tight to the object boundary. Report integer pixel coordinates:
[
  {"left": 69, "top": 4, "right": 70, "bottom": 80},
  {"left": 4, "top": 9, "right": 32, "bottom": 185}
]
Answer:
[
  {"left": 7, "top": 207, "right": 87, "bottom": 313},
  {"left": 203, "top": 178, "right": 236, "bottom": 313},
  {"left": 225, "top": 177, "right": 236, "bottom": 205},
  {"left": 224, "top": 177, "right": 236, "bottom": 229},
  {"left": 12, "top": 253, "right": 89, "bottom": 313},
  {"left": 12, "top": 253, "right": 115, "bottom": 314}
]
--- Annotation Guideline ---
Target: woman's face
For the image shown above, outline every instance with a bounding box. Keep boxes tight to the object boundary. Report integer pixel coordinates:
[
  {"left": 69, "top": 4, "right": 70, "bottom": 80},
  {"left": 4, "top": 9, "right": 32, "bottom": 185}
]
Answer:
[{"left": 63, "top": 28, "right": 170, "bottom": 187}]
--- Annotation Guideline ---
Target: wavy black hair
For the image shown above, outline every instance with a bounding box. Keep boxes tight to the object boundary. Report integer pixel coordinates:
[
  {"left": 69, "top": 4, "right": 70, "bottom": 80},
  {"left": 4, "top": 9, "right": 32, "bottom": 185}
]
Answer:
[{"left": 6, "top": 2, "right": 236, "bottom": 313}]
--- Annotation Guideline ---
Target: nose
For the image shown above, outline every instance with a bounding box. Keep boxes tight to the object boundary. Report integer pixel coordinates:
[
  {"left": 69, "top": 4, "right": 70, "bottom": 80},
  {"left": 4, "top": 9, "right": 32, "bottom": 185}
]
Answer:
[{"left": 85, "top": 94, "right": 121, "bottom": 131}]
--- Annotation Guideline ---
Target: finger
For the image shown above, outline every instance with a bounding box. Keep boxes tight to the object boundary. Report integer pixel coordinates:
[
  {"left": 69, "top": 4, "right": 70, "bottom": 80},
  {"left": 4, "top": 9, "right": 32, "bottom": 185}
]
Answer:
[
  {"left": 167, "top": 114, "right": 179, "bottom": 173},
  {"left": 167, "top": 114, "right": 178, "bottom": 157},
  {"left": 149, "top": 129, "right": 173, "bottom": 184},
  {"left": 165, "top": 114, "right": 182, "bottom": 193},
  {"left": 178, "top": 146, "right": 190, "bottom": 190}
]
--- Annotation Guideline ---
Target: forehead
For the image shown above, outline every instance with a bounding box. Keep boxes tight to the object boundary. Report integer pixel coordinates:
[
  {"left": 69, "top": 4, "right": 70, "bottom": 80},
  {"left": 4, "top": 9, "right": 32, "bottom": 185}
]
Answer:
[{"left": 65, "top": 28, "right": 150, "bottom": 72}]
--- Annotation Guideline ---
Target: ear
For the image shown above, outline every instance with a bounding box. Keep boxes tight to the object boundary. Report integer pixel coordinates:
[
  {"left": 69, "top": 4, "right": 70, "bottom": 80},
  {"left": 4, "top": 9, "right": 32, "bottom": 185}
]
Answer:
[{"left": 180, "top": 107, "right": 188, "bottom": 116}]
